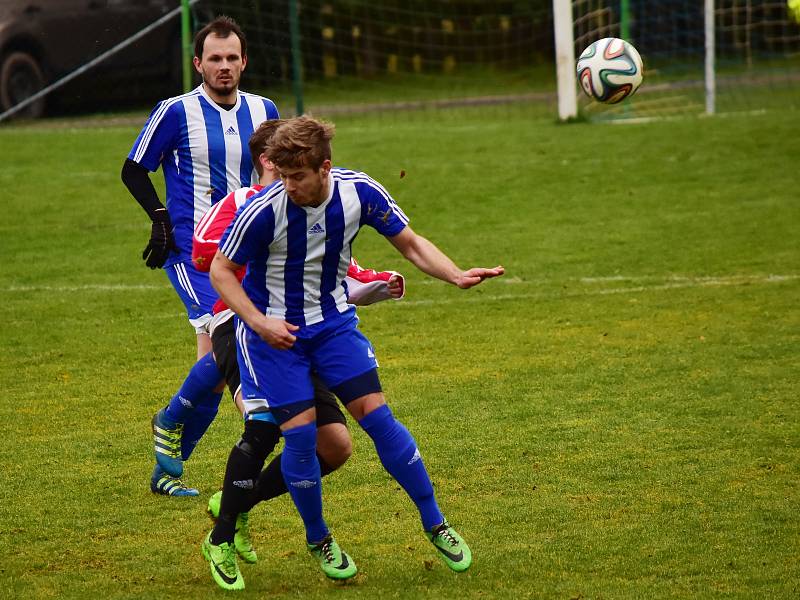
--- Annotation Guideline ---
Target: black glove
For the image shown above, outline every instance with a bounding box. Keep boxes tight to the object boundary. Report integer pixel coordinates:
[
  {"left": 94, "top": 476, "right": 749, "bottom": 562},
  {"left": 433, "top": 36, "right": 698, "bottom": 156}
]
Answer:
[{"left": 142, "top": 209, "right": 177, "bottom": 269}]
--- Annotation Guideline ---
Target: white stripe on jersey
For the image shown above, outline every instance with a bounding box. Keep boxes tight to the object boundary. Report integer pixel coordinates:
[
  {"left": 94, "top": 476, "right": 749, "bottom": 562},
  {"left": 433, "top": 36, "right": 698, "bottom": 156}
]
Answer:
[
  {"left": 174, "top": 263, "right": 200, "bottom": 304},
  {"left": 236, "top": 319, "right": 260, "bottom": 389},
  {"left": 241, "top": 91, "right": 271, "bottom": 117},
  {"left": 336, "top": 179, "right": 364, "bottom": 299},
  {"left": 220, "top": 108, "right": 244, "bottom": 198},
  {"left": 302, "top": 207, "right": 325, "bottom": 312},
  {"left": 240, "top": 93, "right": 270, "bottom": 186},
  {"left": 132, "top": 90, "right": 199, "bottom": 164},
  {"left": 264, "top": 193, "right": 288, "bottom": 318},
  {"left": 183, "top": 96, "right": 213, "bottom": 228},
  {"left": 241, "top": 93, "right": 270, "bottom": 181},
  {"left": 220, "top": 185, "right": 283, "bottom": 258}
]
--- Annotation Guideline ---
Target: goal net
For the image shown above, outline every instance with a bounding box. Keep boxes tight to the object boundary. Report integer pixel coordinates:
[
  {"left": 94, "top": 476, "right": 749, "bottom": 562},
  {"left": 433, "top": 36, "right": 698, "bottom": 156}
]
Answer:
[
  {"left": 200, "top": 1, "right": 556, "bottom": 121},
  {"left": 560, "top": 0, "right": 800, "bottom": 121}
]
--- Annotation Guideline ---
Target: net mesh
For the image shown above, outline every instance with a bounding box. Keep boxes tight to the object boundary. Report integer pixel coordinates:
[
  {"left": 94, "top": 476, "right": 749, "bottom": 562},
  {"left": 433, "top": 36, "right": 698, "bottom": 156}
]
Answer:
[
  {"left": 572, "top": 0, "right": 800, "bottom": 120},
  {"left": 201, "top": 1, "right": 556, "bottom": 121}
]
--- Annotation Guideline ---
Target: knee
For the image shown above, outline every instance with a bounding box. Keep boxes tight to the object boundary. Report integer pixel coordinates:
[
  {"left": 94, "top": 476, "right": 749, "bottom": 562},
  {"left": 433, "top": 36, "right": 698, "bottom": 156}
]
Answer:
[
  {"left": 237, "top": 419, "right": 281, "bottom": 462},
  {"left": 317, "top": 424, "right": 352, "bottom": 470}
]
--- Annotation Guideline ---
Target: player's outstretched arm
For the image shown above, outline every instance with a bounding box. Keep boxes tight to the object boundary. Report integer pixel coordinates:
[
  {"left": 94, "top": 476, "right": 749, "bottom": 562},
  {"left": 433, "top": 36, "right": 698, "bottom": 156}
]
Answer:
[
  {"left": 210, "top": 251, "right": 298, "bottom": 349},
  {"left": 388, "top": 226, "right": 504, "bottom": 289}
]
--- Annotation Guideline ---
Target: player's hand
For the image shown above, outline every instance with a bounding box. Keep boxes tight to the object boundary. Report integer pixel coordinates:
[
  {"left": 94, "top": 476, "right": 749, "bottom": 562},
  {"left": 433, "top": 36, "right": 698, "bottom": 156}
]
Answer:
[
  {"left": 142, "top": 209, "right": 177, "bottom": 269},
  {"left": 387, "top": 274, "right": 405, "bottom": 299},
  {"left": 455, "top": 265, "right": 505, "bottom": 289},
  {"left": 251, "top": 316, "right": 299, "bottom": 350}
]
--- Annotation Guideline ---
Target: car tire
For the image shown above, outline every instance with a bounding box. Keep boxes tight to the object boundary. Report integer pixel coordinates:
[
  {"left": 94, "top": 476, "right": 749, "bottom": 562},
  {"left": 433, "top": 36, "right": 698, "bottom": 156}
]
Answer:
[{"left": 0, "top": 51, "right": 46, "bottom": 119}]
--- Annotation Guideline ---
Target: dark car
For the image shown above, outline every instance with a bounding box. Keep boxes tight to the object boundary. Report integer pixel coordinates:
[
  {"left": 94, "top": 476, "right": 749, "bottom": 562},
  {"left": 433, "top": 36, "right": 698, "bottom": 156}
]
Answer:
[{"left": 0, "top": 0, "right": 209, "bottom": 119}]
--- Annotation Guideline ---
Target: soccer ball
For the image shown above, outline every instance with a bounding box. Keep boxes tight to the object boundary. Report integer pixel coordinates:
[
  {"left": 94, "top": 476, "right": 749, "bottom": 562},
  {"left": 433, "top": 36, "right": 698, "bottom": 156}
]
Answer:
[{"left": 576, "top": 38, "right": 643, "bottom": 104}]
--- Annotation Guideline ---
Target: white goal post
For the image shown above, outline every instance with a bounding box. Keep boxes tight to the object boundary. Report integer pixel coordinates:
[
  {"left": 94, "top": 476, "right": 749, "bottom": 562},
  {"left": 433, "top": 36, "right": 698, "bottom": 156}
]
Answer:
[
  {"left": 705, "top": 0, "right": 717, "bottom": 115},
  {"left": 554, "top": 0, "right": 718, "bottom": 121},
  {"left": 553, "top": 0, "right": 579, "bottom": 120}
]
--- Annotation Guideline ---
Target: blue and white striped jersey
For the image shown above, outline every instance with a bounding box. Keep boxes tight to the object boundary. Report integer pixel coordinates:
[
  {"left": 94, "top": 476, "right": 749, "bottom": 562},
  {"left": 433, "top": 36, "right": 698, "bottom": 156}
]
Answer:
[
  {"left": 128, "top": 84, "right": 280, "bottom": 267},
  {"left": 219, "top": 168, "right": 409, "bottom": 327}
]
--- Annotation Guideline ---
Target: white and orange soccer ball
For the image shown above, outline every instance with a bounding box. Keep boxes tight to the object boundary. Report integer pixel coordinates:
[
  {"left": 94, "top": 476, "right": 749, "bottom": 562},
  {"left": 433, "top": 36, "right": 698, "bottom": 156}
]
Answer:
[{"left": 576, "top": 37, "right": 643, "bottom": 104}]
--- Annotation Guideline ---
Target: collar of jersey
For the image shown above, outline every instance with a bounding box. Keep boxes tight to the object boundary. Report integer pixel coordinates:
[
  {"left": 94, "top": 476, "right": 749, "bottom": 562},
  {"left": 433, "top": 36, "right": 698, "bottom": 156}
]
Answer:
[{"left": 197, "top": 84, "right": 241, "bottom": 113}]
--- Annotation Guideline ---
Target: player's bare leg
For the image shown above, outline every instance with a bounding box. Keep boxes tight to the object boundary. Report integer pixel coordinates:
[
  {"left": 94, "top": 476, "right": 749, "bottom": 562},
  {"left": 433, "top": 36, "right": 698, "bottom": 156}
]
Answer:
[
  {"left": 316, "top": 423, "right": 352, "bottom": 469},
  {"left": 197, "top": 332, "right": 212, "bottom": 360}
]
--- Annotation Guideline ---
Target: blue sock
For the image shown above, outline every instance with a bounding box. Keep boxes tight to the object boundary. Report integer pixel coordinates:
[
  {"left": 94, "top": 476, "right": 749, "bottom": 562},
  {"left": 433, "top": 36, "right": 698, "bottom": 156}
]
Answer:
[
  {"left": 181, "top": 393, "right": 222, "bottom": 461},
  {"left": 359, "top": 404, "right": 444, "bottom": 531},
  {"left": 163, "top": 352, "right": 223, "bottom": 425},
  {"left": 281, "top": 422, "right": 328, "bottom": 543}
]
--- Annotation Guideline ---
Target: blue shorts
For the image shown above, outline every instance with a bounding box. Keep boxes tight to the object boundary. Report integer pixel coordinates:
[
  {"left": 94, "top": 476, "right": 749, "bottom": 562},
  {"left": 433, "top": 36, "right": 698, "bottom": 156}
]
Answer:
[
  {"left": 165, "top": 261, "right": 217, "bottom": 334},
  {"left": 236, "top": 308, "right": 379, "bottom": 423}
]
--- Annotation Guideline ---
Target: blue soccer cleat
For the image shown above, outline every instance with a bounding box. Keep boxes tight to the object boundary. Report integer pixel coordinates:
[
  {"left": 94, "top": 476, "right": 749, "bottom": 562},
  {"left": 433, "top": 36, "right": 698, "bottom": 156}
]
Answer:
[
  {"left": 152, "top": 408, "right": 184, "bottom": 477},
  {"left": 150, "top": 464, "right": 199, "bottom": 497}
]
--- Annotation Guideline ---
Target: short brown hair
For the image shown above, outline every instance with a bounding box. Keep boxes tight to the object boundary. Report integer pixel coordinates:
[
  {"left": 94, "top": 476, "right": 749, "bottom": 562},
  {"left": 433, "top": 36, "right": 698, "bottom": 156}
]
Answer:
[
  {"left": 266, "top": 116, "right": 335, "bottom": 171},
  {"left": 194, "top": 15, "right": 247, "bottom": 59},
  {"left": 248, "top": 119, "right": 284, "bottom": 177}
]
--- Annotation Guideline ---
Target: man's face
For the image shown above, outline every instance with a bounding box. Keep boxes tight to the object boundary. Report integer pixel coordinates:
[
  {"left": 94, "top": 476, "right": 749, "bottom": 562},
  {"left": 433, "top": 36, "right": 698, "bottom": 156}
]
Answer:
[
  {"left": 194, "top": 33, "right": 247, "bottom": 98},
  {"left": 277, "top": 160, "right": 331, "bottom": 207}
]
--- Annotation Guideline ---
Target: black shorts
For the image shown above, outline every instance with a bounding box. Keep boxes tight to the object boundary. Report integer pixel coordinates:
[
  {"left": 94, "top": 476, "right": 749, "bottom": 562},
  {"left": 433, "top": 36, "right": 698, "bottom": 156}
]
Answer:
[
  {"left": 211, "top": 316, "right": 346, "bottom": 427},
  {"left": 211, "top": 316, "right": 241, "bottom": 401}
]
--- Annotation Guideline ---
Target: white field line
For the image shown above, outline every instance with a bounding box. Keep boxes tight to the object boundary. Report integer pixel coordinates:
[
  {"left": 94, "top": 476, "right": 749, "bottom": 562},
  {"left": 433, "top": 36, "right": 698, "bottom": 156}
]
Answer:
[
  {"left": 400, "top": 274, "right": 800, "bottom": 306},
  {"left": 5, "top": 283, "right": 166, "bottom": 292},
  {"left": 577, "top": 274, "right": 799, "bottom": 285},
  {"left": 3, "top": 274, "right": 798, "bottom": 310}
]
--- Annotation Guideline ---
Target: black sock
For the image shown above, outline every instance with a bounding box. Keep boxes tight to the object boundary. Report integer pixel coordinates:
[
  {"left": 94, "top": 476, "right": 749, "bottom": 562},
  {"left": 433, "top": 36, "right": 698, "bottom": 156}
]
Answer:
[
  {"left": 210, "top": 513, "right": 237, "bottom": 546},
  {"left": 211, "top": 421, "right": 280, "bottom": 544}
]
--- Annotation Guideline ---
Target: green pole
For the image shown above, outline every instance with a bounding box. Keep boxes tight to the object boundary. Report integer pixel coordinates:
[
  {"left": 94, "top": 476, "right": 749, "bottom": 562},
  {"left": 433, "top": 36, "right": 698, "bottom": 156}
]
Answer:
[
  {"left": 181, "top": 0, "right": 192, "bottom": 92},
  {"left": 289, "top": 0, "right": 305, "bottom": 115},
  {"left": 620, "top": 0, "right": 631, "bottom": 42}
]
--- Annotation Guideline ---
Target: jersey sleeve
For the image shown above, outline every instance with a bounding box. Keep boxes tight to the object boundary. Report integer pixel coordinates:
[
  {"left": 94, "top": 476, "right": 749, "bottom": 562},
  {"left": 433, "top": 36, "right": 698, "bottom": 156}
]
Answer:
[
  {"left": 219, "top": 196, "right": 275, "bottom": 267},
  {"left": 356, "top": 177, "right": 410, "bottom": 237},
  {"left": 263, "top": 98, "right": 280, "bottom": 120},
  {"left": 192, "top": 192, "right": 239, "bottom": 272},
  {"left": 127, "top": 100, "right": 180, "bottom": 172},
  {"left": 345, "top": 257, "right": 405, "bottom": 305}
]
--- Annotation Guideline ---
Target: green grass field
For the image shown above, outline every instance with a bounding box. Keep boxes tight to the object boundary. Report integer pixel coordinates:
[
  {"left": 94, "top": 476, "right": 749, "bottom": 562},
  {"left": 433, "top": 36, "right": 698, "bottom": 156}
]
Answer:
[{"left": 1, "top": 102, "right": 798, "bottom": 599}]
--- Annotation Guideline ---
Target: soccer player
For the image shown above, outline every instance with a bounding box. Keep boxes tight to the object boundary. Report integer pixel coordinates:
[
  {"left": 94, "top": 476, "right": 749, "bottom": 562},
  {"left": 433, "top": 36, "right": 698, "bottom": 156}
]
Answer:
[
  {"left": 192, "top": 121, "right": 404, "bottom": 582},
  {"left": 205, "top": 116, "right": 504, "bottom": 588},
  {"left": 120, "top": 15, "right": 280, "bottom": 495}
]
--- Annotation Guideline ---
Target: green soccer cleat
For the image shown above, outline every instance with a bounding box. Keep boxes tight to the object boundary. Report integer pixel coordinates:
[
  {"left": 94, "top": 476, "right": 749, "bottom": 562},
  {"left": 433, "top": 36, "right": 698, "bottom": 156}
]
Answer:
[
  {"left": 207, "top": 490, "right": 257, "bottom": 564},
  {"left": 426, "top": 520, "right": 472, "bottom": 572},
  {"left": 308, "top": 534, "right": 357, "bottom": 580},
  {"left": 150, "top": 465, "right": 199, "bottom": 497},
  {"left": 202, "top": 532, "right": 245, "bottom": 591},
  {"left": 152, "top": 408, "right": 184, "bottom": 477}
]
